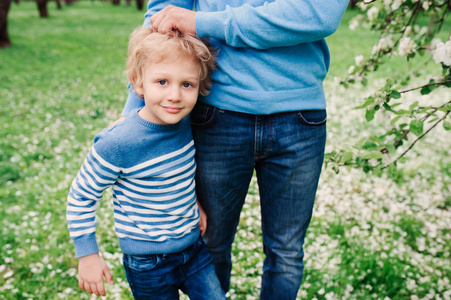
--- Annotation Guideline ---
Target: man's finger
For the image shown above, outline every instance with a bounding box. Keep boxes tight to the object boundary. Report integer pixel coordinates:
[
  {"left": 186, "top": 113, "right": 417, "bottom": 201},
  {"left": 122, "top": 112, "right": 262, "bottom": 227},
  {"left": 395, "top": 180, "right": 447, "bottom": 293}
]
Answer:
[
  {"left": 159, "top": 19, "right": 177, "bottom": 34},
  {"left": 150, "top": 6, "right": 170, "bottom": 29}
]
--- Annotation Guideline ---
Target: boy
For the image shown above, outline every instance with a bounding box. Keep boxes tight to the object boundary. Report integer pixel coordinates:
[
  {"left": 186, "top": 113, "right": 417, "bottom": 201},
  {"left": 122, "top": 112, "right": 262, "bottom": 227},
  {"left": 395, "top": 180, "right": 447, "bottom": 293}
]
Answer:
[{"left": 66, "top": 26, "right": 222, "bottom": 299}]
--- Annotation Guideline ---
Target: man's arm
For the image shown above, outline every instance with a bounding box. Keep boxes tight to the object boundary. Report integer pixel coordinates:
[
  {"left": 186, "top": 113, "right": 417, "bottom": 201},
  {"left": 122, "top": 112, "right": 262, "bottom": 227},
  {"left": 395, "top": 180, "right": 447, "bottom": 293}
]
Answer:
[
  {"left": 151, "top": 0, "right": 349, "bottom": 49},
  {"left": 121, "top": 84, "right": 144, "bottom": 117}
]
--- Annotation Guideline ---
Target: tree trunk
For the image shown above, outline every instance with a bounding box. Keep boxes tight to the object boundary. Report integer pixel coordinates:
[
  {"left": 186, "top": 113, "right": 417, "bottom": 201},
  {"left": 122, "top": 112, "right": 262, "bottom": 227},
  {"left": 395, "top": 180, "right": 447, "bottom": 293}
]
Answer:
[
  {"left": 36, "top": 0, "right": 49, "bottom": 18},
  {"left": 112, "top": 0, "right": 120, "bottom": 6},
  {"left": 136, "top": 0, "right": 144, "bottom": 10},
  {"left": 349, "top": 0, "right": 359, "bottom": 9},
  {"left": 55, "top": 0, "right": 62, "bottom": 9},
  {"left": 0, "top": 0, "right": 12, "bottom": 48},
  {"left": 125, "top": 0, "right": 130, "bottom": 6}
]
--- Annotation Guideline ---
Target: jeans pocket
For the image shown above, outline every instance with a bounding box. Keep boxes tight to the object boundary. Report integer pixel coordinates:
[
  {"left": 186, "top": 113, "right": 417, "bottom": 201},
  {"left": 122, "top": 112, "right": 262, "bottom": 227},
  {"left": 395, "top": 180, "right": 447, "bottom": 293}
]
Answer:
[
  {"left": 190, "top": 103, "right": 217, "bottom": 127},
  {"left": 297, "top": 110, "right": 327, "bottom": 126},
  {"left": 125, "top": 254, "right": 160, "bottom": 272}
]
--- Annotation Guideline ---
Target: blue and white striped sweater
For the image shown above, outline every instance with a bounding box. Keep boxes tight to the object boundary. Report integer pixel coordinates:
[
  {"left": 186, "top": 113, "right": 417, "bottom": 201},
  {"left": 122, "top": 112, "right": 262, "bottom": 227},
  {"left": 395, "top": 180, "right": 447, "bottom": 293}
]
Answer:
[{"left": 67, "top": 110, "right": 200, "bottom": 258}]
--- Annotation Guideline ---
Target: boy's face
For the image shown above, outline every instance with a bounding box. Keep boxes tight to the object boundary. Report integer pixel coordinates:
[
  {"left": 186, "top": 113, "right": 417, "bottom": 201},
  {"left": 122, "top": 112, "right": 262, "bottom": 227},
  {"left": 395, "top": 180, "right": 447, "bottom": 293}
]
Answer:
[{"left": 135, "top": 56, "right": 201, "bottom": 125}]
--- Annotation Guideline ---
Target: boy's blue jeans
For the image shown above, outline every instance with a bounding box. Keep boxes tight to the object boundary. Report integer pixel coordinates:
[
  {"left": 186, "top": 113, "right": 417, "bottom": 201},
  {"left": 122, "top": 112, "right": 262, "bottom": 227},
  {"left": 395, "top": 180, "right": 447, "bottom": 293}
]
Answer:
[
  {"left": 191, "top": 103, "right": 327, "bottom": 300},
  {"left": 123, "top": 236, "right": 225, "bottom": 299}
]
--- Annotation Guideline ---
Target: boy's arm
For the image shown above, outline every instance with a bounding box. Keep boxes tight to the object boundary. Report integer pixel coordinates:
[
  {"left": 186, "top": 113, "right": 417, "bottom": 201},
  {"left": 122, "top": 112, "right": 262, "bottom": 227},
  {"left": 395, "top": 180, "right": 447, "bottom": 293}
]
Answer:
[
  {"left": 121, "top": 84, "right": 145, "bottom": 117},
  {"left": 67, "top": 132, "right": 121, "bottom": 295}
]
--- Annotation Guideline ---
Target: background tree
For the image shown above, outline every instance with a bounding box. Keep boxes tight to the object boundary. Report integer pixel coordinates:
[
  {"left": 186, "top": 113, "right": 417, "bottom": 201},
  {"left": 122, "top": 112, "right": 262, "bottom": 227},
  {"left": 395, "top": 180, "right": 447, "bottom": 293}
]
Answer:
[
  {"left": 327, "top": 0, "right": 451, "bottom": 175},
  {"left": 0, "top": 0, "right": 12, "bottom": 48},
  {"left": 136, "top": 0, "right": 144, "bottom": 10},
  {"left": 36, "top": 0, "right": 49, "bottom": 17}
]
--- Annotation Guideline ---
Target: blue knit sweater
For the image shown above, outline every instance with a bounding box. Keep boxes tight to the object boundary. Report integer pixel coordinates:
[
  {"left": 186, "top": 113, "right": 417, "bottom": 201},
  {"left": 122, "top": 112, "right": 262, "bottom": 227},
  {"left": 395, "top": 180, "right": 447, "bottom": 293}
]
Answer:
[
  {"left": 67, "top": 110, "right": 200, "bottom": 258},
  {"left": 122, "top": 0, "right": 348, "bottom": 116}
]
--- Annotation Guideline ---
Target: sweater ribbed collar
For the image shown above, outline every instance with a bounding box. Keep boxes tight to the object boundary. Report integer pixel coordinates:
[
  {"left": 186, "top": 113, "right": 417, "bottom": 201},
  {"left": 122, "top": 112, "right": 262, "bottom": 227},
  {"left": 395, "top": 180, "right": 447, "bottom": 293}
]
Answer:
[{"left": 129, "top": 108, "right": 184, "bottom": 131}]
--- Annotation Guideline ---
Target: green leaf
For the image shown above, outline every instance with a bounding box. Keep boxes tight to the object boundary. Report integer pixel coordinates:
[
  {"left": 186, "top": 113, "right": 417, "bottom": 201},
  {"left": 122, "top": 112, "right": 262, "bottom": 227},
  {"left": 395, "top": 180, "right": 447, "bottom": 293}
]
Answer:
[
  {"left": 363, "top": 142, "right": 378, "bottom": 150},
  {"left": 341, "top": 151, "right": 354, "bottom": 163},
  {"left": 366, "top": 109, "right": 376, "bottom": 122},
  {"left": 443, "top": 121, "right": 451, "bottom": 131},
  {"left": 409, "top": 101, "right": 419, "bottom": 111},
  {"left": 409, "top": 119, "right": 424, "bottom": 136},
  {"left": 362, "top": 151, "right": 383, "bottom": 160},
  {"left": 385, "top": 143, "right": 396, "bottom": 154},
  {"left": 357, "top": 97, "right": 375, "bottom": 109},
  {"left": 420, "top": 85, "right": 437, "bottom": 95},
  {"left": 390, "top": 115, "right": 402, "bottom": 126},
  {"left": 391, "top": 90, "right": 401, "bottom": 99},
  {"left": 383, "top": 103, "right": 392, "bottom": 111}
]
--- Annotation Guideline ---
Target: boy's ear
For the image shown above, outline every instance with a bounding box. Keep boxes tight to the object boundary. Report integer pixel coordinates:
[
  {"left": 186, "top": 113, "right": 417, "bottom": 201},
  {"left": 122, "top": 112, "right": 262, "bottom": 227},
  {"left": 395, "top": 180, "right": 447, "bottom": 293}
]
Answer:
[{"left": 134, "top": 85, "right": 143, "bottom": 96}]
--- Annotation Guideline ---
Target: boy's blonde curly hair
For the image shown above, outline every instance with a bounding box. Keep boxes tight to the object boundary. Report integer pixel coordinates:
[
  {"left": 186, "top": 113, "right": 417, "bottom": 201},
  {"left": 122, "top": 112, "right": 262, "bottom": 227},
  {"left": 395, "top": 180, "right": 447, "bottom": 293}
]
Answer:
[{"left": 126, "top": 26, "right": 216, "bottom": 96}]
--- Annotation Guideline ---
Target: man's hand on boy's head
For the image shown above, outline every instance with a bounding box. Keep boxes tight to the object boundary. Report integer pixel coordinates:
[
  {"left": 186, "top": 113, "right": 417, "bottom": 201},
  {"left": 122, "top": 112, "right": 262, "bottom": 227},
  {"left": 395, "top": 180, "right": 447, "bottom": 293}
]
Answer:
[
  {"left": 78, "top": 253, "right": 114, "bottom": 297},
  {"left": 150, "top": 5, "right": 197, "bottom": 36}
]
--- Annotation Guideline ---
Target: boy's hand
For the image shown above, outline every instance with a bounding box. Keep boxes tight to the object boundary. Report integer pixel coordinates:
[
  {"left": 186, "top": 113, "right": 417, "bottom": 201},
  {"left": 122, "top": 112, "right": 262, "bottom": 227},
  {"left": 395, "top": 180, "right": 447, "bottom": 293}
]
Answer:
[
  {"left": 197, "top": 200, "right": 207, "bottom": 236},
  {"left": 150, "top": 5, "right": 197, "bottom": 36},
  {"left": 78, "top": 253, "right": 114, "bottom": 297}
]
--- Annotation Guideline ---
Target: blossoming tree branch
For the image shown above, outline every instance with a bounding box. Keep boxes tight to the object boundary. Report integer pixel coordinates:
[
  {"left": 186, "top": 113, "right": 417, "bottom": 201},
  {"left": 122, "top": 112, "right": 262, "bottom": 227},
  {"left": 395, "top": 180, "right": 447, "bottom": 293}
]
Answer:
[{"left": 326, "top": 0, "right": 451, "bottom": 175}]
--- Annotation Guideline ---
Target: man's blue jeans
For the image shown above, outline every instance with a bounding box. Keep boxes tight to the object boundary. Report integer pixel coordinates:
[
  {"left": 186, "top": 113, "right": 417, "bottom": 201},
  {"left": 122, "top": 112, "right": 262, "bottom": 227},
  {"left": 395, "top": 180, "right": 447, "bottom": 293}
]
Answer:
[
  {"left": 123, "top": 237, "right": 225, "bottom": 299},
  {"left": 191, "top": 103, "right": 327, "bottom": 299}
]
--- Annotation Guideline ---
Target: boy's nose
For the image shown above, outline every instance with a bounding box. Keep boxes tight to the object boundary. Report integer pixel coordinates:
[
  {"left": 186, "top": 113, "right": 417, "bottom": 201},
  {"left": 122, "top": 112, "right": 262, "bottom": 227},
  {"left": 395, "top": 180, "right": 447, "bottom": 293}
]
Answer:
[{"left": 167, "top": 87, "right": 181, "bottom": 102}]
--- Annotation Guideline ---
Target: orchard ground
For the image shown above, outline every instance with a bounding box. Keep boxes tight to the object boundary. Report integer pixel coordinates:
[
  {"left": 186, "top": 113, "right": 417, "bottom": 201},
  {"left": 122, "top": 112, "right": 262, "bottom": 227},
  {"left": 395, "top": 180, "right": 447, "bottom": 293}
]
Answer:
[{"left": 0, "top": 2, "right": 450, "bottom": 299}]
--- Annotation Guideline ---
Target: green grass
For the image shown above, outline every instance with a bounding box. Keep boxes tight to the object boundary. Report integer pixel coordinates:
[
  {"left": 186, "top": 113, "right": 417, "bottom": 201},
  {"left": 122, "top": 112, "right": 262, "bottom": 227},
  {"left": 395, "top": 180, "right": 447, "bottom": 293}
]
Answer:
[{"left": 1, "top": 2, "right": 450, "bottom": 299}]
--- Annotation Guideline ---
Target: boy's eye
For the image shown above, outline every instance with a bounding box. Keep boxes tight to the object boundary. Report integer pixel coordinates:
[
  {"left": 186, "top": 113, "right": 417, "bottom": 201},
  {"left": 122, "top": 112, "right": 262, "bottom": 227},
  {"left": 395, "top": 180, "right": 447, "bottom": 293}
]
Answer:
[
  {"left": 158, "top": 80, "right": 167, "bottom": 85},
  {"left": 182, "top": 82, "right": 192, "bottom": 88}
]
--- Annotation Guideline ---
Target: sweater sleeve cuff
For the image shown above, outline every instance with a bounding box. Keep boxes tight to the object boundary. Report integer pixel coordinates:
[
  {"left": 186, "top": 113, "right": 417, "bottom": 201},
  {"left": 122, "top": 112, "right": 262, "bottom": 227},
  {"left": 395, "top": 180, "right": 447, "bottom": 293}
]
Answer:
[
  {"left": 195, "top": 11, "right": 227, "bottom": 41},
  {"left": 73, "top": 233, "right": 100, "bottom": 258}
]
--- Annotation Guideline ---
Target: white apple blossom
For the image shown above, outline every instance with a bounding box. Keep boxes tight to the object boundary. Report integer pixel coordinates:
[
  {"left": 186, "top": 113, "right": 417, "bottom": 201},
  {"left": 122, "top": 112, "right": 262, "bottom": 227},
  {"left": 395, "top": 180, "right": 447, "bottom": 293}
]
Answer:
[
  {"left": 398, "top": 37, "right": 417, "bottom": 57},
  {"left": 373, "top": 35, "right": 394, "bottom": 54},
  {"left": 419, "top": 26, "right": 428, "bottom": 36},
  {"left": 391, "top": 0, "right": 403, "bottom": 10},
  {"left": 432, "top": 39, "right": 451, "bottom": 66},
  {"left": 367, "top": 6, "right": 379, "bottom": 21},
  {"left": 355, "top": 55, "right": 365, "bottom": 67},
  {"left": 423, "top": 1, "right": 430, "bottom": 10}
]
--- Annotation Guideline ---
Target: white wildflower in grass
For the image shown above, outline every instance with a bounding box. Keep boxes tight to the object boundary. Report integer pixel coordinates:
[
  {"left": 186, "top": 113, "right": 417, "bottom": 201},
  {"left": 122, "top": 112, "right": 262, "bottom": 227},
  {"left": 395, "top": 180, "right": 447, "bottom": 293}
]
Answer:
[
  {"left": 432, "top": 39, "right": 451, "bottom": 66},
  {"left": 398, "top": 37, "right": 417, "bottom": 57},
  {"left": 3, "top": 270, "right": 14, "bottom": 279}
]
